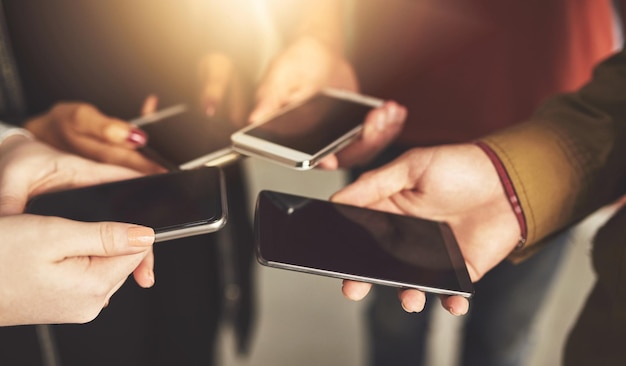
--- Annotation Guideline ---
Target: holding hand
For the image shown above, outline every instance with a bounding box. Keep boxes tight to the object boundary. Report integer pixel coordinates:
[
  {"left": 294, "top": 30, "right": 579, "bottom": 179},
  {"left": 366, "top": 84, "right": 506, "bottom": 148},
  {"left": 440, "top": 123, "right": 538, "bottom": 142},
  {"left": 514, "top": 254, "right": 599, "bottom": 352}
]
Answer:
[
  {"left": 24, "top": 102, "right": 165, "bottom": 174},
  {"left": 331, "top": 144, "right": 521, "bottom": 315},
  {"left": 0, "top": 135, "right": 155, "bottom": 325},
  {"left": 251, "top": 35, "right": 407, "bottom": 170},
  {"left": 0, "top": 215, "right": 154, "bottom": 326}
]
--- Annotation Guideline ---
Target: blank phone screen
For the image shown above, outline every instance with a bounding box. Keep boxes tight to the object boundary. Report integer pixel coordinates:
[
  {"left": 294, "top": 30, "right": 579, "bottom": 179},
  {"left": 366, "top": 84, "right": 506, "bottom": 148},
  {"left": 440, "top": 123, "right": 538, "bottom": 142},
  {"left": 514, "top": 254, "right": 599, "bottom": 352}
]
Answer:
[
  {"left": 140, "top": 110, "right": 236, "bottom": 168},
  {"left": 255, "top": 190, "right": 474, "bottom": 296},
  {"left": 25, "top": 167, "right": 224, "bottom": 233},
  {"left": 245, "top": 94, "right": 375, "bottom": 155}
]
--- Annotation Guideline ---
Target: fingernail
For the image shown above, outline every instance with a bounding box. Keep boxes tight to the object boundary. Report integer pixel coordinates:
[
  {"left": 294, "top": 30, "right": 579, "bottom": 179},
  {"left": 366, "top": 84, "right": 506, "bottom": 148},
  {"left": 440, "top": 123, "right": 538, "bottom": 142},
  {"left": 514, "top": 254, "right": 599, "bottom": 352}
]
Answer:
[
  {"left": 376, "top": 110, "right": 387, "bottom": 131},
  {"left": 127, "top": 226, "right": 155, "bottom": 247},
  {"left": 127, "top": 128, "right": 147, "bottom": 146},
  {"left": 449, "top": 306, "right": 463, "bottom": 316},
  {"left": 146, "top": 270, "right": 155, "bottom": 287}
]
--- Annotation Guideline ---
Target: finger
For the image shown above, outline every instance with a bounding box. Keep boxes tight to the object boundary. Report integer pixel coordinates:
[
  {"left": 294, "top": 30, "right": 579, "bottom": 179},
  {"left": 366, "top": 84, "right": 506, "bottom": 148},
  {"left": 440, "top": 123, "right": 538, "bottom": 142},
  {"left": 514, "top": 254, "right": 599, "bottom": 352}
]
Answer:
[
  {"left": 132, "top": 249, "right": 155, "bottom": 288},
  {"left": 69, "top": 138, "right": 166, "bottom": 175},
  {"left": 439, "top": 294, "right": 470, "bottom": 316},
  {"left": 0, "top": 193, "right": 26, "bottom": 215},
  {"left": 398, "top": 289, "right": 427, "bottom": 313},
  {"left": 28, "top": 157, "right": 143, "bottom": 197},
  {"left": 249, "top": 93, "right": 284, "bottom": 124},
  {"left": 334, "top": 102, "right": 406, "bottom": 167},
  {"left": 331, "top": 153, "right": 424, "bottom": 207},
  {"left": 141, "top": 94, "right": 159, "bottom": 116},
  {"left": 341, "top": 279, "right": 372, "bottom": 301},
  {"left": 0, "top": 173, "right": 29, "bottom": 215},
  {"left": 57, "top": 221, "right": 155, "bottom": 258},
  {"left": 316, "top": 154, "right": 339, "bottom": 170},
  {"left": 71, "top": 105, "right": 147, "bottom": 148}
]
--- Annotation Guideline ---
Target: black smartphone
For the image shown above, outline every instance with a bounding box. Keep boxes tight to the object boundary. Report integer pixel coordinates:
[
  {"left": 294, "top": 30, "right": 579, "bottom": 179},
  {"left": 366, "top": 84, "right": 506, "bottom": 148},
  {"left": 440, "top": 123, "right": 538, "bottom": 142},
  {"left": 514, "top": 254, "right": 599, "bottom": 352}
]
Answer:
[
  {"left": 254, "top": 190, "right": 474, "bottom": 297},
  {"left": 132, "top": 104, "right": 241, "bottom": 170},
  {"left": 231, "top": 88, "right": 383, "bottom": 170},
  {"left": 25, "top": 166, "right": 227, "bottom": 242}
]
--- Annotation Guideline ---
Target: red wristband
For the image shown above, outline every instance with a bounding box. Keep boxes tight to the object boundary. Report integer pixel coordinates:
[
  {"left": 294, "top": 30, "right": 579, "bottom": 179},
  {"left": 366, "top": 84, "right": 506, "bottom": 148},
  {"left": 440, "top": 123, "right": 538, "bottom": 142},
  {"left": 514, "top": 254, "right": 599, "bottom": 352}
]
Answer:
[{"left": 475, "top": 141, "right": 527, "bottom": 249}]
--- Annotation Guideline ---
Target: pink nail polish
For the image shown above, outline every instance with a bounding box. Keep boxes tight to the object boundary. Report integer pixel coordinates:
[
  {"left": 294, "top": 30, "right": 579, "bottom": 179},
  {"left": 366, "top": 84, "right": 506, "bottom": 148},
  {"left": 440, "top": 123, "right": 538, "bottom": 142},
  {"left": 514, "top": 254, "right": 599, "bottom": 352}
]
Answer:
[{"left": 127, "top": 128, "right": 147, "bottom": 146}]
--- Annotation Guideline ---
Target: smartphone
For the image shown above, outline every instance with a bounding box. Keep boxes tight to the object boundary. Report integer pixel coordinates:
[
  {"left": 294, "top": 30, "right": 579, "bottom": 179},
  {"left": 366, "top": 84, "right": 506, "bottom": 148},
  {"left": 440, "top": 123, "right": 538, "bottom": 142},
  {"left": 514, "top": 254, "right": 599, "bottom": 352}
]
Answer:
[
  {"left": 231, "top": 88, "right": 383, "bottom": 170},
  {"left": 132, "top": 104, "right": 241, "bottom": 170},
  {"left": 25, "top": 167, "right": 227, "bottom": 242},
  {"left": 254, "top": 190, "right": 474, "bottom": 297}
]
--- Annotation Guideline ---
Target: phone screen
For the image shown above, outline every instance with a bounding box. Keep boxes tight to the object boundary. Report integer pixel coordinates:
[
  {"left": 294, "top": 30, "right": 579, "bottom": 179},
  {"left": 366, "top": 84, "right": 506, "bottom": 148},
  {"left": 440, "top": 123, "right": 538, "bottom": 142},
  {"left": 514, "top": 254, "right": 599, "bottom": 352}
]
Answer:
[
  {"left": 25, "top": 167, "right": 227, "bottom": 242},
  {"left": 245, "top": 94, "right": 375, "bottom": 155},
  {"left": 255, "top": 190, "right": 474, "bottom": 297},
  {"left": 139, "top": 108, "right": 237, "bottom": 169}
]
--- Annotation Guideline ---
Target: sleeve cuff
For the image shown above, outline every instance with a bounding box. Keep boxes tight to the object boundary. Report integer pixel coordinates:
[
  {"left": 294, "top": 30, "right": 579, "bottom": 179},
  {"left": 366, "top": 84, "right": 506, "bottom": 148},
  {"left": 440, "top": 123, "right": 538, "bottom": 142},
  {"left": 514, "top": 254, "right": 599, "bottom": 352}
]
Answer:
[{"left": 0, "top": 122, "right": 33, "bottom": 146}]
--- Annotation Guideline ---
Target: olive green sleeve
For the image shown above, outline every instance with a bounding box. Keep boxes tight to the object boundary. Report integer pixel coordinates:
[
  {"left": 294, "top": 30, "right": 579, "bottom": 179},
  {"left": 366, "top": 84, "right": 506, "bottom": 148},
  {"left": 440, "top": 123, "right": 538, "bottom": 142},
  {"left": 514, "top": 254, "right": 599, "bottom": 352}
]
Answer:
[{"left": 479, "top": 49, "right": 626, "bottom": 260}]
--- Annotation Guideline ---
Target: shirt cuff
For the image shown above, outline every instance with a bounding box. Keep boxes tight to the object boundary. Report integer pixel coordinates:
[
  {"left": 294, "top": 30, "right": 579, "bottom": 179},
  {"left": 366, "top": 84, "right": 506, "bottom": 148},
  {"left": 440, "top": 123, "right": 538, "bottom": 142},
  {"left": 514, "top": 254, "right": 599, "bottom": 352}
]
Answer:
[{"left": 0, "top": 121, "right": 33, "bottom": 146}]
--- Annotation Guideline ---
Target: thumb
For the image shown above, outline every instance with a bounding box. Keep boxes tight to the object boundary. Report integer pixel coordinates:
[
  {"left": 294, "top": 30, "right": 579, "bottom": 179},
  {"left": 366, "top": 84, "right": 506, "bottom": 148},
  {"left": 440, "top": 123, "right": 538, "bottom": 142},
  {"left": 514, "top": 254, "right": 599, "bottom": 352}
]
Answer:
[
  {"left": 0, "top": 181, "right": 28, "bottom": 215},
  {"left": 61, "top": 221, "right": 155, "bottom": 258}
]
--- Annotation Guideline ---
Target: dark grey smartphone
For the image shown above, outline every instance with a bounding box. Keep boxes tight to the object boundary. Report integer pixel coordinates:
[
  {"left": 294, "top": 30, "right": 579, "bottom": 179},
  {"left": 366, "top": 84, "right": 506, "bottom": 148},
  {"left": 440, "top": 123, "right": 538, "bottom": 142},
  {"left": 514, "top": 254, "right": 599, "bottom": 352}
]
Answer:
[
  {"left": 254, "top": 190, "right": 474, "bottom": 297},
  {"left": 132, "top": 104, "right": 240, "bottom": 170},
  {"left": 25, "top": 166, "right": 227, "bottom": 242}
]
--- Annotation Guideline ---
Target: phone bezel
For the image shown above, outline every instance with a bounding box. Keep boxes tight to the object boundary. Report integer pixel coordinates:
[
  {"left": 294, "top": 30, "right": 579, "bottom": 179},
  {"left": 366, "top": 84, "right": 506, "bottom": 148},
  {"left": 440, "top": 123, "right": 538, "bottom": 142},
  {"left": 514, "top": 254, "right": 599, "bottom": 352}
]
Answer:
[{"left": 231, "top": 88, "right": 383, "bottom": 170}]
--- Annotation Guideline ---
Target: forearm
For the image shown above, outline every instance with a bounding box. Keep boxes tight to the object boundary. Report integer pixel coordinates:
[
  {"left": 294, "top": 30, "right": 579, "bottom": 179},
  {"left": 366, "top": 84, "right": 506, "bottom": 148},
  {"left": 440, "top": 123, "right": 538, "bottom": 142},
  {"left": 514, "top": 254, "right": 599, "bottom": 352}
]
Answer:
[
  {"left": 480, "top": 49, "right": 626, "bottom": 259},
  {"left": 289, "top": 0, "right": 345, "bottom": 55}
]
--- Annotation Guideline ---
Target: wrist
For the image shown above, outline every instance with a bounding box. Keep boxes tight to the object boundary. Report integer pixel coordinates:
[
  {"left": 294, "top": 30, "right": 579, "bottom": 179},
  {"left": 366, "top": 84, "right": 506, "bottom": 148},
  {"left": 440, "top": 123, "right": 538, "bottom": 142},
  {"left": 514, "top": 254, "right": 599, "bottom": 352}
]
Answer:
[{"left": 475, "top": 141, "right": 527, "bottom": 250}]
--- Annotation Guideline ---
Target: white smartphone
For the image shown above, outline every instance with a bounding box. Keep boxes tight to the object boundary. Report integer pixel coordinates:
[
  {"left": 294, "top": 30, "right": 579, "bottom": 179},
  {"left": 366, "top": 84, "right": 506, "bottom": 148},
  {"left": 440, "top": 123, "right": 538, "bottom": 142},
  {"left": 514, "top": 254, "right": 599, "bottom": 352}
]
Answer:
[
  {"left": 131, "top": 104, "right": 241, "bottom": 170},
  {"left": 254, "top": 190, "right": 474, "bottom": 297},
  {"left": 231, "top": 88, "right": 383, "bottom": 170},
  {"left": 25, "top": 167, "right": 227, "bottom": 242}
]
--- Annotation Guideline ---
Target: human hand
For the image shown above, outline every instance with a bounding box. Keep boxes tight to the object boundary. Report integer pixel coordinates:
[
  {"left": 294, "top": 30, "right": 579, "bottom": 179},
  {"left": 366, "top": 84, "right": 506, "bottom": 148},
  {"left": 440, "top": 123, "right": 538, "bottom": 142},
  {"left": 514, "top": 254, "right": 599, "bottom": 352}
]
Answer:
[
  {"left": 0, "top": 214, "right": 154, "bottom": 326},
  {"left": 0, "top": 135, "right": 155, "bottom": 293},
  {"left": 250, "top": 35, "right": 358, "bottom": 124},
  {"left": 317, "top": 101, "right": 407, "bottom": 170},
  {"left": 0, "top": 136, "right": 143, "bottom": 214},
  {"left": 250, "top": 36, "right": 405, "bottom": 170},
  {"left": 331, "top": 144, "right": 520, "bottom": 315},
  {"left": 23, "top": 102, "right": 165, "bottom": 174}
]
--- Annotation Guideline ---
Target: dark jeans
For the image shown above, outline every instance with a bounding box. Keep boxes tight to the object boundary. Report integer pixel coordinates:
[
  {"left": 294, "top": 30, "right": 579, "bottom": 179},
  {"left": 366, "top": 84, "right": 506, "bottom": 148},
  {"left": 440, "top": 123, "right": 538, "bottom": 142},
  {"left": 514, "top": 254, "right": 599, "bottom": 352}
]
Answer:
[{"left": 367, "top": 230, "right": 568, "bottom": 366}]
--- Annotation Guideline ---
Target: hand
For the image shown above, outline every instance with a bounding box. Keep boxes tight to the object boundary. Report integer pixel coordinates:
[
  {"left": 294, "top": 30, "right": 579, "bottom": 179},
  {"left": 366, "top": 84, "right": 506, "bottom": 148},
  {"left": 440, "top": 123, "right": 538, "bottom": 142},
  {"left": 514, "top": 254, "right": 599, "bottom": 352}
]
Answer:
[
  {"left": 317, "top": 101, "right": 407, "bottom": 170},
  {"left": 331, "top": 144, "right": 520, "bottom": 315},
  {"left": 0, "top": 136, "right": 142, "bottom": 214},
  {"left": 250, "top": 35, "right": 358, "bottom": 124},
  {"left": 250, "top": 36, "right": 406, "bottom": 170},
  {"left": 0, "top": 214, "right": 154, "bottom": 326},
  {"left": 0, "top": 136, "right": 155, "bottom": 298},
  {"left": 23, "top": 102, "right": 165, "bottom": 174}
]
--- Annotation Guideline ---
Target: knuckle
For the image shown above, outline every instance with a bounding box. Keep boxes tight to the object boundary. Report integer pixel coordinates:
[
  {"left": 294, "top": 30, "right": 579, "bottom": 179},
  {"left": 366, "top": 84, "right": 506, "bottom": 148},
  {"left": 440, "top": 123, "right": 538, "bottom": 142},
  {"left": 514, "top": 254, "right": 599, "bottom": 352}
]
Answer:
[{"left": 98, "top": 222, "right": 118, "bottom": 256}]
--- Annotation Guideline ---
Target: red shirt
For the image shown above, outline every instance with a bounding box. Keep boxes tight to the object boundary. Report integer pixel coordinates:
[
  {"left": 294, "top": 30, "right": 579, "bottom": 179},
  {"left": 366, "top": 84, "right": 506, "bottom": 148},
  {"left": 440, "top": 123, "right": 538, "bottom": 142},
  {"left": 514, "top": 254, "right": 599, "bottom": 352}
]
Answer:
[{"left": 349, "top": 0, "right": 617, "bottom": 146}]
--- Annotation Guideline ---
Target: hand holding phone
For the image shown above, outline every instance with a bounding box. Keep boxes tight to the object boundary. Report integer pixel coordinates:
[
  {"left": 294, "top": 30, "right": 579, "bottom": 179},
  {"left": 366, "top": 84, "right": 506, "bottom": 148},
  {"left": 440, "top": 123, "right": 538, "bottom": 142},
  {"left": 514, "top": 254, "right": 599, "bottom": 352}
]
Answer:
[
  {"left": 232, "top": 88, "right": 384, "bottom": 170},
  {"left": 25, "top": 167, "right": 227, "bottom": 242}
]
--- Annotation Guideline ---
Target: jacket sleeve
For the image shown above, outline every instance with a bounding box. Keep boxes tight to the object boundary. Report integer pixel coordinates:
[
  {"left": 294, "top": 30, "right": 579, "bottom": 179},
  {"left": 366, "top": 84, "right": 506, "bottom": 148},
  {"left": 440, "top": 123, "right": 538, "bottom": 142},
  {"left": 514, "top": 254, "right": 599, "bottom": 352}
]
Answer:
[{"left": 479, "top": 48, "right": 626, "bottom": 261}]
